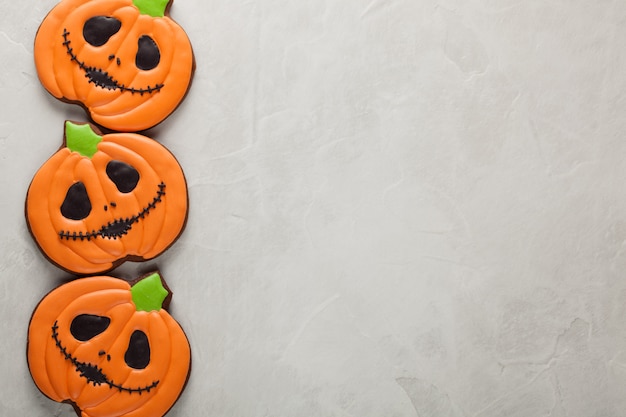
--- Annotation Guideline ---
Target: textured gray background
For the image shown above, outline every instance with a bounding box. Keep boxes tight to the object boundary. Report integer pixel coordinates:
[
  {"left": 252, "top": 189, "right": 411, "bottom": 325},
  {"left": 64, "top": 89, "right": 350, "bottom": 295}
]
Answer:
[{"left": 2, "top": 0, "right": 626, "bottom": 416}]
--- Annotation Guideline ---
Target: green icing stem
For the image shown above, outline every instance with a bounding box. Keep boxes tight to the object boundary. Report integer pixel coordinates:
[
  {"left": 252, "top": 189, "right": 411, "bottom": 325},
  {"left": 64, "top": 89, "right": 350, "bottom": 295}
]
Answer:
[
  {"left": 131, "top": 273, "right": 169, "bottom": 312},
  {"left": 133, "top": 0, "right": 170, "bottom": 17},
  {"left": 65, "top": 121, "right": 102, "bottom": 158}
]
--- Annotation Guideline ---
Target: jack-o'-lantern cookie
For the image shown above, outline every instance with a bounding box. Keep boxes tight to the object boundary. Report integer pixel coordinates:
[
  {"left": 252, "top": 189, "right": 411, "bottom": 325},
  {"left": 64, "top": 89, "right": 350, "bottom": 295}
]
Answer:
[
  {"left": 27, "top": 272, "right": 191, "bottom": 417},
  {"left": 34, "top": 0, "right": 195, "bottom": 132},
  {"left": 26, "top": 121, "right": 188, "bottom": 275}
]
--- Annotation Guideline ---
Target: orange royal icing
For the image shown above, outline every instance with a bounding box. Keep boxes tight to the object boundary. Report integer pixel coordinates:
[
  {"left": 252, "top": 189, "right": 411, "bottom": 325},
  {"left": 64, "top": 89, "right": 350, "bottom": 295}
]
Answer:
[
  {"left": 27, "top": 272, "right": 191, "bottom": 417},
  {"left": 26, "top": 121, "right": 188, "bottom": 275},
  {"left": 34, "top": 0, "right": 195, "bottom": 132}
]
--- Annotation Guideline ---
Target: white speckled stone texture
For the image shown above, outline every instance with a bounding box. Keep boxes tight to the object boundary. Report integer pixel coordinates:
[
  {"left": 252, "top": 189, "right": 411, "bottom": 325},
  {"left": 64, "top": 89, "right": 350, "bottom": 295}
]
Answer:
[{"left": 2, "top": 0, "right": 626, "bottom": 415}]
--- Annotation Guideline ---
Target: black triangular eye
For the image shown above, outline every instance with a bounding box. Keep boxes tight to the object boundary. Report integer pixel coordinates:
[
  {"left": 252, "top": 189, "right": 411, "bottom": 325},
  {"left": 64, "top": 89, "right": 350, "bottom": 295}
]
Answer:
[
  {"left": 70, "top": 314, "right": 111, "bottom": 341},
  {"left": 83, "top": 16, "right": 122, "bottom": 47},
  {"left": 61, "top": 182, "right": 92, "bottom": 220},
  {"left": 124, "top": 330, "right": 150, "bottom": 369},
  {"left": 106, "top": 160, "right": 139, "bottom": 193},
  {"left": 135, "top": 35, "right": 160, "bottom": 71}
]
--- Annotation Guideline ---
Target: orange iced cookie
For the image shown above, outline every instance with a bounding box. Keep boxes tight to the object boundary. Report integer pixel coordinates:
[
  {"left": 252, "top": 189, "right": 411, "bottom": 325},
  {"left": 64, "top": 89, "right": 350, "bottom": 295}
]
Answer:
[
  {"left": 34, "top": 0, "right": 195, "bottom": 132},
  {"left": 27, "top": 272, "right": 191, "bottom": 417},
  {"left": 26, "top": 121, "right": 188, "bottom": 275}
]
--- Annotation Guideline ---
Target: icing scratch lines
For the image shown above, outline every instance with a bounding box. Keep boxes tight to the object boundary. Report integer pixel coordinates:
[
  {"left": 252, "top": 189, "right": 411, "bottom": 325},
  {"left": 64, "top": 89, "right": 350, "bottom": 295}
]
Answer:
[
  {"left": 51, "top": 321, "right": 159, "bottom": 394},
  {"left": 62, "top": 29, "right": 164, "bottom": 95},
  {"left": 58, "top": 182, "right": 166, "bottom": 241}
]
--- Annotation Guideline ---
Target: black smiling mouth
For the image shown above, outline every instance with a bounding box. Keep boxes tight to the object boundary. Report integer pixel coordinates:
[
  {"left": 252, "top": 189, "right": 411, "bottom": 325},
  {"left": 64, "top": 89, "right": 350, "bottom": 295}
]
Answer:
[
  {"left": 58, "top": 182, "right": 166, "bottom": 241},
  {"left": 51, "top": 322, "right": 159, "bottom": 394},
  {"left": 84, "top": 67, "right": 121, "bottom": 90},
  {"left": 62, "top": 29, "right": 163, "bottom": 95}
]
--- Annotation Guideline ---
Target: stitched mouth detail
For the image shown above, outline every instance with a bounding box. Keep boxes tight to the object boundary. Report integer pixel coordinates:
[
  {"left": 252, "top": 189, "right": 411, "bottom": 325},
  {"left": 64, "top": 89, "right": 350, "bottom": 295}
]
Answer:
[
  {"left": 59, "top": 182, "right": 166, "bottom": 241},
  {"left": 51, "top": 321, "right": 159, "bottom": 394},
  {"left": 62, "top": 29, "right": 164, "bottom": 95}
]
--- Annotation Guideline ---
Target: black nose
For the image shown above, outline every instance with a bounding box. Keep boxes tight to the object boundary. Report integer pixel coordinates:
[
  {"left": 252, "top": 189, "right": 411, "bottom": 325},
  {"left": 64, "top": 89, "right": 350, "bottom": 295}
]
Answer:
[{"left": 98, "top": 351, "right": 112, "bottom": 361}]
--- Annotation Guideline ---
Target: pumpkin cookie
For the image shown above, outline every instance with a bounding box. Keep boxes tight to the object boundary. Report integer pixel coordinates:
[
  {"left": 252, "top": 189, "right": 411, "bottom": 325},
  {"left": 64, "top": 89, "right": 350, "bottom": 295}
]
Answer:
[
  {"left": 26, "top": 121, "right": 188, "bottom": 275},
  {"left": 27, "top": 272, "right": 191, "bottom": 417},
  {"left": 34, "top": 0, "right": 195, "bottom": 132}
]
